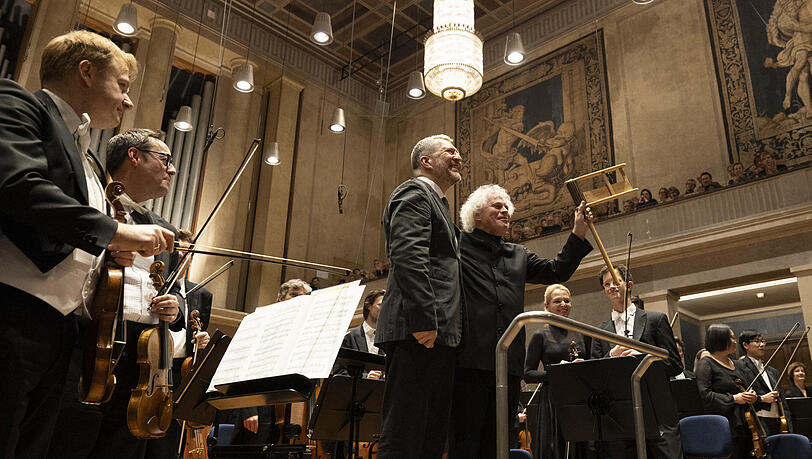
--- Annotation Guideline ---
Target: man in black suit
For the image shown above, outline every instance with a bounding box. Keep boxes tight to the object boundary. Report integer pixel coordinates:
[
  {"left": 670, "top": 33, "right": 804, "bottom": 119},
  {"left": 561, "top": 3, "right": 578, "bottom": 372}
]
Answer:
[
  {"left": 375, "top": 134, "right": 463, "bottom": 459},
  {"left": 344, "top": 289, "right": 385, "bottom": 355},
  {"left": 735, "top": 329, "right": 783, "bottom": 436},
  {"left": 449, "top": 184, "right": 593, "bottom": 459},
  {"left": 0, "top": 31, "right": 175, "bottom": 458},
  {"left": 590, "top": 265, "right": 683, "bottom": 459}
]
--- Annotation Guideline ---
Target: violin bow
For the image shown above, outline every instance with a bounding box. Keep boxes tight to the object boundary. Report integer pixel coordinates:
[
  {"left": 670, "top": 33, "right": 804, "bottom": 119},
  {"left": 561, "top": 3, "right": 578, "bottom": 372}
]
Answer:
[
  {"left": 775, "top": 326, "right": 811, "bottom": 385},
  {"left": 745, "top": 322, "right": 800, "bottom": 391}
]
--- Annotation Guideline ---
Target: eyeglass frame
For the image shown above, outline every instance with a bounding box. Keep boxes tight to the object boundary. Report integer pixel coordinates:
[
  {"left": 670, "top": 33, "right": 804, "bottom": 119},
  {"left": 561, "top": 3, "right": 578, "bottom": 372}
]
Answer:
[{"left": 136, "top": 148, "right": 174, "bottom": 168}]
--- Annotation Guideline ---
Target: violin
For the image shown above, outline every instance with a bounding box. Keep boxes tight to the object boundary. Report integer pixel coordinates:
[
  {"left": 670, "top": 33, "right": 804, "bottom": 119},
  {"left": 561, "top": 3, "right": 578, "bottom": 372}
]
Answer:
[
  {"left": 735, "top": 378, "right": 767, "bottom": 458},
  {"left": 774, "top": 326, "right": 811, "bottom": 435},
  {"left": 79, "top": 181, "right": 128, "bottom": 404},
  {"left": 178, "top": 310, "right": 212, "bottom": 459},
  {"left": 568, "top": 340, "right": 581, "bottom": 361},
  {"left": 126, "top": 260, "right": 175, "bottom": 438}
]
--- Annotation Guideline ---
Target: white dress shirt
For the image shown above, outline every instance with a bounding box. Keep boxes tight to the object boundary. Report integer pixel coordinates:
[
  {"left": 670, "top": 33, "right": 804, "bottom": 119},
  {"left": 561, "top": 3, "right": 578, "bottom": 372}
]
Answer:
[
  {"left": 362, "top": 321, "right": 379, "bottom": 355},
  {"left": 121, "top": 210, "right": 159, "bottom": 325},
  {"left": 611, "top": 304, "right": 636, "bottom": 338},
  {"left": 749, "top": 356, "right": 779, "bottom": 418},
  {"left": 0, "top": 89, "right": 106, "bottom": 316},
  {"left": 171, "top": 279, "right": 189, "bottom": 358}
]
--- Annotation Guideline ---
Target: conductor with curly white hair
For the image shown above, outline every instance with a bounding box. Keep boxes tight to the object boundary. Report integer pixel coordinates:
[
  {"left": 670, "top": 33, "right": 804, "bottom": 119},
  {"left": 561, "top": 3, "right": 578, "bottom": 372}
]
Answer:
[{"left": 448, "top": 184, "right": 594, "bottom": 459}]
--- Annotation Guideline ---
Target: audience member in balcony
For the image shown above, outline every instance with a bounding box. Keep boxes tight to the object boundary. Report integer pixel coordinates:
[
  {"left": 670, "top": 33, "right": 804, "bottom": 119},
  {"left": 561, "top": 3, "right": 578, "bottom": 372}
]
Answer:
[
  {"left": 309, "top": 277, "right": 321, "bottom": 290},
  {"left": 728, "top": 161, "right": 748, "bottom": 185},
  {"left": 698, "top": 172, "right": 722, "bottom": 192},
  {"left": 658, "top": 187, "right": 669, "bottom": 203},
  {"left": 373, "top": 259, "right": 389, "bottom": 278},
  {"left": 756, "top": 152, "right": 787, "bottom": 177},
  {"left": 631, "top": 196, "right": 640, "bottom": 208},
  {"left": 622, "top": 199, "right": 635, "bottom": 214},
  {"left": 606, "top": 200, "right": 621, "bottom": 216},
  {"left": 668, "top": 186, "right": 681, "bottom": 201},
  {"left": 638, "top": 189, "right": 658, "bottom": 208},
  {"left": 684, "top": 178, "right": 698, "bottom": 195}
]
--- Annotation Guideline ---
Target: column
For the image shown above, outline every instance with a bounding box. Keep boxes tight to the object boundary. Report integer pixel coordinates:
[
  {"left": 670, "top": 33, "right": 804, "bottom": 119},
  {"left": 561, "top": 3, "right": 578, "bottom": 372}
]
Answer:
[
  {"left": 16, "top": 0, "right": 81, "bottom": 89},
  {"left": 131, "top": 17, "right": 178, "bottom": 131},
  {"left": 244, "top": 75, "right": 304, "bottom": 311},
  {"left": 790, "top": 264, "right": 812, "bottom": 358},
  {"left": 639, "top": 289, "right": 681, "bottom": 338}
]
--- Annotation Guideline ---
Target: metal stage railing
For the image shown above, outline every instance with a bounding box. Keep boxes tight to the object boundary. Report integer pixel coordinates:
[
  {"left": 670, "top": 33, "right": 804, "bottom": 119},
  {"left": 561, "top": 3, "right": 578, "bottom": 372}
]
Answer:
[{"left": 495, "top": 311, "right": 670, "bottom": 459}]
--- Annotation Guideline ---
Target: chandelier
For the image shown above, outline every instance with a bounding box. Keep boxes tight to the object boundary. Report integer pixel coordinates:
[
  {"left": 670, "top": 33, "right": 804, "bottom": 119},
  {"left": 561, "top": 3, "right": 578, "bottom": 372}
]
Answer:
[{"left": 424, "top": 0, "right": 483, "bottom": 101}]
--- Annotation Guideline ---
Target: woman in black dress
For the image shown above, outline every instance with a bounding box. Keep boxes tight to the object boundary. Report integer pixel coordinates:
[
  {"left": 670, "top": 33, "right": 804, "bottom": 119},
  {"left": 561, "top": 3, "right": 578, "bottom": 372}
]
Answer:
[
  {"left": 523, "top": 284, "right": 588, "bottom": 459},
  {"left": 695, "top": 324, "right": 759, "bottom": 458},
  {"left": 783, "top": 362, "right": 810, "bottom": 398}
]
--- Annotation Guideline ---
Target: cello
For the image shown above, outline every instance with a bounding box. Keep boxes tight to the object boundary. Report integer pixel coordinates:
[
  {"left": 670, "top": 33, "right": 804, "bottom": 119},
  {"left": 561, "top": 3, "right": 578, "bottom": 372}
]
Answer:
[
  {"left": 79, "top": 181, "right": 128, "bottom": 404},
  {"left": 126, "top": 259, "right": 179, "bottom": 438}
]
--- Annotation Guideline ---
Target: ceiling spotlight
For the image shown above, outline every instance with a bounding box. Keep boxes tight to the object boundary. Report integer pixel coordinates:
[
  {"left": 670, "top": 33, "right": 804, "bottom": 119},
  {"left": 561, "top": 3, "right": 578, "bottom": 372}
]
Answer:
[
  {"left": 310, "top": 12, "right": 334, "bottom": 45},
  {"left": 233, "top": 62, "right": 254, "bottom": 93},
  {"left": 406, "top": 71, "right": 426, "bottom": 100},
  {"left": 504, "top": 32, "right": 525, "bottom": 65},
  {"left": 114, "top": 2, "right": 138, "bottom": 37},
  {"left": 264, "top": 141, "right": 281, "bottom": 166},
  {"left": 329, "top": 107, "right": 345, "bottom": 133},
  {"left": 756, "top": 292, "right": 765, "bottom": 299},
  {"left": 174, "top": 105, "right": 193, "bottom": 132}
]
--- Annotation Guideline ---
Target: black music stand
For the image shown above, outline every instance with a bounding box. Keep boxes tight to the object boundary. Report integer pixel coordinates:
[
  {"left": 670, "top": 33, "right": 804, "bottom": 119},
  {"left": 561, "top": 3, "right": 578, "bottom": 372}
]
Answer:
[
  {"left": 174, "top": 330, "right": 231, "bottom": 425},
  {"left": 547, "top": 356, "right": 676, "bottom": 457},
  {"left": 309, "top": 348, "right": 386, "bottom": 459},
  {"left": 786, "top": 397, "right": 812, "bottom": 437},
  {"left": 669, "top": 379, "right": 704, "bottom": 419}
]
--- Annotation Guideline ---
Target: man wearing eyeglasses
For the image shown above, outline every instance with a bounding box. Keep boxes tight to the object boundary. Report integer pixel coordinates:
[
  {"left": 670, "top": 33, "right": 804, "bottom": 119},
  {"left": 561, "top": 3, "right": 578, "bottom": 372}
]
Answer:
[
  {"left": 736, "top": 330, "right": 784, "bottom": 436},
  {"left": 48, "top": 129, "right": 186, "bottom": 459}
]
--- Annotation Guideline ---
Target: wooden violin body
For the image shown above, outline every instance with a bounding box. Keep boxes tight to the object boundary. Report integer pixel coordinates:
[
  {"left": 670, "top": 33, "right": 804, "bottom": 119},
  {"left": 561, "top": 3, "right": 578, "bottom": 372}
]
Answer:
[
  {"left": 735, "top": 378, "right": 767, "bottom": 458},
  {"left": 180, "top": 310, "right": 212, "bottom": 459},
  {"left": 79, "top": 181, "right": 127, "bottom": 404},
  {"left": 127, "top": 260, "right": 174, "bottom": 438}
]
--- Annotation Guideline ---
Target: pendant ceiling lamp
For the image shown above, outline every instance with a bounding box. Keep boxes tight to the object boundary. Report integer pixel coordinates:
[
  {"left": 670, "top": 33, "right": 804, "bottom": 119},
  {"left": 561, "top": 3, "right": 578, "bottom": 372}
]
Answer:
[
  {"left": 174, "top": 105, "right": 193, "bottom": 131},
  {"left": 114, "top": 2, "right": 138, "bottom": 37},
  {"left": 423, "top": 0, "right": 483, "bottom": 101},
  {"left": 310, "top": 12, "right": 334, "bottom": 45},
  {"left": 264, "top": 141, "right": 281, "bottom": 165}
]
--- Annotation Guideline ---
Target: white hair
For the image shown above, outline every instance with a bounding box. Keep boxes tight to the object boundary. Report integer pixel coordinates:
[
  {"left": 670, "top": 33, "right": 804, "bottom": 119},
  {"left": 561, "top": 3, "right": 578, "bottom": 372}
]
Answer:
[
  {"left": 459, "top": 184, "right": 515, "bottom": 233},
  {"left": 410, "top": 134, "right": 454, "bottom": 173}
]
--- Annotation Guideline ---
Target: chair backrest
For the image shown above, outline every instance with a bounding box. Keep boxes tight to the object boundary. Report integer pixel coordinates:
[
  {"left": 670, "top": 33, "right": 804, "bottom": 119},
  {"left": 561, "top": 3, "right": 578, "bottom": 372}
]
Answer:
[
  {"left": 766, "top": 433, "right": 811, "bottom": 459},
  {"left": 679, "top": 415, "right": 732, "bottom": 457},
  {"left": 509, "top": 449, "right": 533, "bottom": 459},
  {"left": 208, "top": 423, "right": 236, "bottom": 446}
]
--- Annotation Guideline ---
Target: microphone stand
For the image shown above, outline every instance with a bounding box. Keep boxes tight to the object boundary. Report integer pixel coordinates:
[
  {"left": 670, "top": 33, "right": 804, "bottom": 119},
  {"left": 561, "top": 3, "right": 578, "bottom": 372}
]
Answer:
[{"left": 623, "top": 233, "right": 633, "bottom": 338}]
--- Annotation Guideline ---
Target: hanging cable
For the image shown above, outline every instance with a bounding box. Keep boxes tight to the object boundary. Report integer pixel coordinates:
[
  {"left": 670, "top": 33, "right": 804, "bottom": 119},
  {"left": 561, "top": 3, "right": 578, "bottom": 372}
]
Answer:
[{"left": 337, "top": 0, "right": 357, "bottom": 214}]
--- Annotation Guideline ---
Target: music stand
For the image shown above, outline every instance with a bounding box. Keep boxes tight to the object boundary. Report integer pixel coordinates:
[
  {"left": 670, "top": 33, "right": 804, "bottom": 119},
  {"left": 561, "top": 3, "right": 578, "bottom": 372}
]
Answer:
[
  {"left": 786, "top": 397, "right": 812, "bottom": 437},
  {"left": 547, "top": 356, "right": 676, "bottom": 455},
  {"left": 668, "top": 379, "right": 704, "bottom": 419},
  {"left": 174, "top": 330, "right": 231, "bottom": 425},
  {"left": 309, "top": 348, "right": 386, "bottom": 459}
]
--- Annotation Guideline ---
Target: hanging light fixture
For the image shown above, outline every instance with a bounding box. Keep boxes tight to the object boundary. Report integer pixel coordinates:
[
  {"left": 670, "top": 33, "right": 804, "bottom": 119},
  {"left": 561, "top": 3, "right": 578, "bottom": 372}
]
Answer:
[
  {"left": 233, "top": 61, "right": 254, "bottom": 93},
  {"left": 329, "top": 107, "right": 345, "bottom": 133},
  {"left": 113, "top": 2, "right": 138, "bottom": 37},
  {"left": 504, "top": 33, "right": 525, "bottom": 66},
  {"left": 424, "top": 0, "right": 483, "bottom": 101},
  {"left": 264, "top": 141, "right": 281, "bottom": 165},
  {"left": 632, "top": 0, "right": 655, "bottom": 4},
  {"left": 174, "top": 105, "right": 193, "bottom": 131},
  {"left": 310, "top": 12, "right": 334, "bottom": 45},
  {"left": 406, "top": 70, "right": 426, "bottom": 99}
]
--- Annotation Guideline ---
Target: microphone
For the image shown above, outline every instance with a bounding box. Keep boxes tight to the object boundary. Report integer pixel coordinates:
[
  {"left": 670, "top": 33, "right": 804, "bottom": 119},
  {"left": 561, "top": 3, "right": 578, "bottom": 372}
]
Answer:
[{"left": 338, "top": 184, "right": 348, "bottom": 214}]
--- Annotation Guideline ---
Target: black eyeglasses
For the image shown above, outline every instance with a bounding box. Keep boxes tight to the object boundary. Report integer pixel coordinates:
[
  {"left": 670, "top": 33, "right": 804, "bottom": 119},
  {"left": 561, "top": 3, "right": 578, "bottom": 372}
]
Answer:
[{"left": 137, "top": 149, "right": 173, "bottom": 167}]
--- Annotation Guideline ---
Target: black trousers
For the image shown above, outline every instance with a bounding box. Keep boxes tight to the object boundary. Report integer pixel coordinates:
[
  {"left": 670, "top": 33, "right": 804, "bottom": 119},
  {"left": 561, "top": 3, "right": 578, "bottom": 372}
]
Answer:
[
  {"left": 448, "top": 368, "right": 520, "bottom": 459},
  {"left": 0, "top": 283, "right": 78, "bottom": 459},
  {"left": 376, "top": 340, "right": 456, "bottom": 459}
]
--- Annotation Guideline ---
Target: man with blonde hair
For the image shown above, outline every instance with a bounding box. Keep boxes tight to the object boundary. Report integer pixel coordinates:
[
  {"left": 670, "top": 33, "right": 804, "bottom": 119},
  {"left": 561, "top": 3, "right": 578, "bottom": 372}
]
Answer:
[
  {"left": 450, "top": 184, "right": 593, "bottom": 459},
  {"left": 0, "top": 30, "right": 175, "bottom": 457},
  {"left": 375, "top": 134, "right": 463, "bottom": 458}
]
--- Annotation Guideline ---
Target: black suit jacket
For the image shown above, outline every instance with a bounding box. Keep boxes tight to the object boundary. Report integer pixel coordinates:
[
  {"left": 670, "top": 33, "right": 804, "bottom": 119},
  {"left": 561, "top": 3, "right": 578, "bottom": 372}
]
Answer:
[
  {"left": 343, "top": 324, "right": 370, "bottom": 353},
  {"left": 735, "top": 357, "right": 781, "bottom": 412},
  {"left": 591, "top": 309, "right": 683, "bottom": 377},
  {"left": 182, "top": 279, "right": 212, "bottom": 356},
  {"left": 0, "top": 80, "right": 117, "bottom": 273},
  {"left": 375, "top": 178, "right": 463, "bottom": 349}
]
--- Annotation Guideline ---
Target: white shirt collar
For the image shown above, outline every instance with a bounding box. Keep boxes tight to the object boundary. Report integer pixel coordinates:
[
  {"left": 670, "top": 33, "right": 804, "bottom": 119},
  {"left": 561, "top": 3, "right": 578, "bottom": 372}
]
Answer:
[
  {"left": 362, "top": 321, "right": 375, "bottom": 336},
  {"left": 416, "top": 175, "right": 446, "bottom": 200},
  {"left": 611, "top": 304, "right": 636, "bottom": 322},
  {"left": 41, "top": 88, "right": 92, "bottom": 153}
]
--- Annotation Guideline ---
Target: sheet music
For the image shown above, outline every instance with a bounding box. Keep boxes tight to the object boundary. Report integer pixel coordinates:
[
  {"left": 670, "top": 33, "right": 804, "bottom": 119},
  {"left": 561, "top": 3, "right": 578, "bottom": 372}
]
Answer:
[{"left": 209, "top": 281, "right": 365, "bottom": 391}]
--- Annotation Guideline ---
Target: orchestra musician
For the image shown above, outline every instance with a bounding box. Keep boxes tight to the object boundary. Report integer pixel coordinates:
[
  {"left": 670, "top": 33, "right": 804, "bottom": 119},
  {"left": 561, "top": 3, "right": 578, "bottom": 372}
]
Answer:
[
  {"left": 449, "top": 184, "right": 593, "bottom": 459},
  {"left": 784, "top": 362, "right": 810, "bottom": 398},
  {"left": 144, "top": 229, "right": 212, "bottom": 459},
  {"left": 374, "top": 134, "right": 463, "bottom": 459},
  {"left": 590, "top": 264, "right": 683, "bottom": 458},
  {"left": 47, "top": 129, "right": 184, "bottom": 459},
  {"left": 695, "top": 324, "right": 758, "bottom": 458},
  {"left": 523, "top": 284, "right": 590, "bottom": 459},
  {"left": 735, "top": 329, "right": 783, "bottom": 436},
  {"left": 343, "top": 289, "right": 386, "bottom": 361},
  {"left": 0, "top": 31, "right": 175, "bottom": 458}
]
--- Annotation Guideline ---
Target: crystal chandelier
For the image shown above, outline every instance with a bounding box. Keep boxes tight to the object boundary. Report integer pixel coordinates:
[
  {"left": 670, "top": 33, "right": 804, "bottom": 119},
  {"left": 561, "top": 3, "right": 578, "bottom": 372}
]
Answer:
[{"left": 424, "top": 0, "right": 483, "bottom": 101}]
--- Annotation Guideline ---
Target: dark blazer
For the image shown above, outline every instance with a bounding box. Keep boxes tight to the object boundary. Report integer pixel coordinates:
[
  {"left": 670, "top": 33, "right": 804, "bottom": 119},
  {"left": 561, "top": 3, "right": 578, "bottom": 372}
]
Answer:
[
  {"left": 458, "top": 230, "right": 592, "bottom": 377},
  {"left": 375, "top": 178, "right": 463, "bottom": 349},
  {"left": 183, "top": 279, "right": 212, "bottom": 356},
  {"left": 0, "top": 80, "right": 117, "bottom": 273},
  {"left": 591, "top": 308, "right": 683, "bottom": 377},
  {"left": 343, "top": 324, "right": 370, "bottom": 353},
  {"left": 783, "top": 385, "right": 811, "bottom": 398},
  {"left": 735, "top": 357, "right": 781, "bottom": 412}
]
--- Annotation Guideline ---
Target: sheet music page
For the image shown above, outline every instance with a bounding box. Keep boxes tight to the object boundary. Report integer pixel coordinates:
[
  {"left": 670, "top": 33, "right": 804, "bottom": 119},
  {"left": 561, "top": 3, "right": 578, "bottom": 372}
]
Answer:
[{"left": 209, "top": 281, "right": 365, "bottom": 390}]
